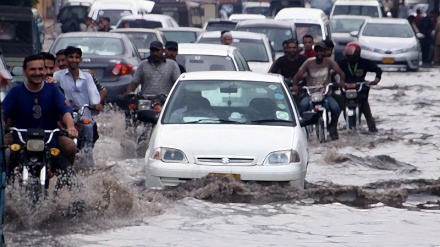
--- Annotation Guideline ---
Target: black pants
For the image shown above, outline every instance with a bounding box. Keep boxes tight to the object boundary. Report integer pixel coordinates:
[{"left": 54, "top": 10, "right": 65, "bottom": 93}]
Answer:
[{"left": 93, "top": 122, "right": 99, "bottom": 145}]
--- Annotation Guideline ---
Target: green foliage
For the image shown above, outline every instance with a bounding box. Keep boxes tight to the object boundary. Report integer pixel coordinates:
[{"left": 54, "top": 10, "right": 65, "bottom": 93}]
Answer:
[{"left": 0, "top": 0, "right": 39, "bottom": 7}]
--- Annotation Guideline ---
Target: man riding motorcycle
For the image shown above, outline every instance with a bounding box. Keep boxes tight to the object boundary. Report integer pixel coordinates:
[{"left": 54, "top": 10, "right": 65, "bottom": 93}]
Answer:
[
  {"left": 337, "top": 42, "right": 382, "bottom": 132},
  {"left": 2, "top": 54, "right": 78, "bottom": 179}
]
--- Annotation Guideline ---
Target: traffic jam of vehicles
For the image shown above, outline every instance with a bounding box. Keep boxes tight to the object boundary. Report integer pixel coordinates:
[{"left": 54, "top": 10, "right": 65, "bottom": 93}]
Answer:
[{"left": 0, "top": 0, "right": 436, "bottom": 196}]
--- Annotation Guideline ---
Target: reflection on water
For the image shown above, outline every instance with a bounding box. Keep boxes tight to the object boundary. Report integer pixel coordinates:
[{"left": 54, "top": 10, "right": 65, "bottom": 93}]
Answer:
[{"left": 4, "top": 69, "right": 440, "bottom": 246}]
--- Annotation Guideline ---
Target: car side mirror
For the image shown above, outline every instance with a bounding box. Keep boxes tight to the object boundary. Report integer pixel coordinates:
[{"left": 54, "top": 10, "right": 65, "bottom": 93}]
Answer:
[
  {"left": 300, "top": 111, "right": 320, "bottom": 127},
  {"left": 349, "top": 31, "right": 359, "bottom": 38},
  {"left": 11, "top": 66, "right": 24, "bottom": 76}
]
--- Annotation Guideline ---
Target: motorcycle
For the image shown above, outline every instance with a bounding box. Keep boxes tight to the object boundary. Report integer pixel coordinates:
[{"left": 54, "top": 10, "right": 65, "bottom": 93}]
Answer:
[
  {"left": 7, "top": 127, "right": 72, "bottom": 203},
  {"left": 73, "top": 104, "right": 97, "bottom": 168},
  {"left": 302, "top": 83, "right": 334, "bottom": 143},
  {"left": 341, "top": 81, "right": 369, "bottom": 131}
]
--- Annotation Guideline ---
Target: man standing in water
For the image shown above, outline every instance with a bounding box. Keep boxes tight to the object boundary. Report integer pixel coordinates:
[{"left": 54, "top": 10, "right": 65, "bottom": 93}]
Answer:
[{"left": 292, "top": 42, "right": 346, "bottom": 140}]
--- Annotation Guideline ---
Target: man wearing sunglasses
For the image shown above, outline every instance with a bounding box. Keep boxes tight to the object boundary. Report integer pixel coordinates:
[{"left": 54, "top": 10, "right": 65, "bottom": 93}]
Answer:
[{"left": 124, "top": 41, "right": 181, "bottom": 97}]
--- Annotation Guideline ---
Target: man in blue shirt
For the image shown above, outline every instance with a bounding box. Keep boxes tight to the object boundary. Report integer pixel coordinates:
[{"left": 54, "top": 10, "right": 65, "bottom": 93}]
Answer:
[{"left": 3, "top": 54, "right": 78, "bottom": 167}]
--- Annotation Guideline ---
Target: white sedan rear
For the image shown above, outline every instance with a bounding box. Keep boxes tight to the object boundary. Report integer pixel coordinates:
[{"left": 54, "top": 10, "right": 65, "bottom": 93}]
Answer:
[{"left": 144, "top": 71, "right": 317, "bottom": 189}]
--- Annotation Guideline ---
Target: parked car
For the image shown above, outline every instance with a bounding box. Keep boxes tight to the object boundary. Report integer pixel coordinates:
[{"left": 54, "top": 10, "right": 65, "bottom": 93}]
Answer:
[
  {"left": 111, "top": 28, "right": 167, "bottom": 58},
  {"left": 32, "top": 8, "right": 45, "bottom": 45},
  {"left": 116, "top": 14, "right": 179, "bottom": 29},
  {"left": 197, "top": 31, "right": 274, "bottom": 73},
  {"left": 157, "top": 27, "right": 203, "bottom": 43},
  {"left": 0, "top": 53, "right": 16, "bottom": 102},
  {"left": 330, "top": 15, "right": 370, "bottom": 61},
  {"left": 203, "top": 19, "right": 238, "bottom": 32},
  {"left": 176, "top": 43, "right": 251, "bottom": 72},
  {"left": 235, "top": 19, "right": 297, "bottom": 59},
  {"left": 352, "top": 18, "right": 421, "bottom": 71},
  {"left": 144, "top": 71, "right": 317, "bottom": 189},
  {"left": 49, "top": 32, "right": 142, "bottom": 105},
  {"left": 54, "top": 0, "right": 91, "bottom": 37}
]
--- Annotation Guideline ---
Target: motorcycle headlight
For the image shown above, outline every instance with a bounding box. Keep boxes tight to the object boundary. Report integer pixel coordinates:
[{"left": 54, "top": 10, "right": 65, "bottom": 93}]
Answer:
[
  {"left": 345, "top": 89, "right": 358, "bottom": 99},
  {"left": 263, "top": 150, "right": 300, "bottom": 166},
  {"left": 138, "top": 100, "right": 151, "bottom": 110},
  {"left": 311, "top": 93, "right": 324, "bottom": 103},
  {"left": 151, "top": 147, "right": 188, "bottom": 163},
  {"left": 27, "top": 139, "right": 45, "bottom": 152}
]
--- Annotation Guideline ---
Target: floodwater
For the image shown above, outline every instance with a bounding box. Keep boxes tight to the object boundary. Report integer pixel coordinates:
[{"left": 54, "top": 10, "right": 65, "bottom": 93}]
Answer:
[{"left": 4, "top": 69, "right": 440, "bottom": 246}]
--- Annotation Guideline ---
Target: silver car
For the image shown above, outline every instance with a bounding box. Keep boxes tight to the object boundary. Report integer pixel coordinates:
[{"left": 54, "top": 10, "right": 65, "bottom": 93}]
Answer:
[
  {"left": 330, "top": 15, "right": 370, "bottom": 61},
  {"left": 352, "top": 18, "right": 422, "bottom": 71}
]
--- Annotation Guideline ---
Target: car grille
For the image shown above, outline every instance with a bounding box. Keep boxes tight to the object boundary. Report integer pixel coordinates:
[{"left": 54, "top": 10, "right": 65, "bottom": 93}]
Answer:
[{"left": 196, "top": 157, "right": 256, "bottom": 166}]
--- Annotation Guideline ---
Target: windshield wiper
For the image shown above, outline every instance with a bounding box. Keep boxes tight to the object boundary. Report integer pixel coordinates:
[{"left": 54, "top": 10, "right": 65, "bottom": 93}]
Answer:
[
  {"left": 183, "top": 118, "right": 245, "bottom": 124},
  {"left": 249, "top": 119, "right": 292, "bottom": 123}
]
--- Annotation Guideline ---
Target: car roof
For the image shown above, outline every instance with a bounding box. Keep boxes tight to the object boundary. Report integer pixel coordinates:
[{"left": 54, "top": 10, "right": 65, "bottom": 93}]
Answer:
[
  {"left": 228, "top": 14, "right": 266, "bottom": 21},
  {"left": 157, "top": 27, "right": 204, "bottom": 32},
  {"left": 275, "top": 7, "right": 327, "bottom": 20},
  {"left": 242, "top": 2, "right": 270, "bottom": 7},
  {"left": 206, "top": 18, "right": 238, "bottom": 23},
  {"left": 110, "top": 28, "right": 163, "bottom": 34},
  {"left": 178, "top": 43, "right": 239, "bottom": 56},
  {"left": 179, "top": 71, "right": 283, "bottom": 83},
  {"left": 365, "top": 17, "right": 409, "bottom": 24},
  {"left": 120, "top": 14, "right": 173, "bottom": 21},
  {"left": 333, "top": 0, "right": 379, "bottom": 6},
  {"left": 236, "top": 19, "right": 294, "bottom": 28},
  {"left": 330, "top": 15, "right": 372, "bottom": 20},
  {"left": 200, "top": 30, "right": 266, "bottom": 40},
  {"left": 56, "top": 32, "right": 128, "bottom": 38}
]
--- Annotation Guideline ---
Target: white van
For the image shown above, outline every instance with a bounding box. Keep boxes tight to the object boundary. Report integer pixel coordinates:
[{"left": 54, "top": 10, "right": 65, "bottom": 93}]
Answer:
[
  {"left": 88, "top": 0, "right": 155, "bottom": 28},
  {"left": 274, "top": 7, "right": 331, "bottom": 43},
  {"left": 330, "top": 0, "right": 382, "bottom": 18}
]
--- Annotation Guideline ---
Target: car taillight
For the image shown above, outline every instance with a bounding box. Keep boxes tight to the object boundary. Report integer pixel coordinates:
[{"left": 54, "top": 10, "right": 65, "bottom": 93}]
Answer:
[
  {"left": 0, "top": 74, "right": 8, "bottom": 87},
  {"left": 110, "top": 64, "right": 133, "bottom": 76}
]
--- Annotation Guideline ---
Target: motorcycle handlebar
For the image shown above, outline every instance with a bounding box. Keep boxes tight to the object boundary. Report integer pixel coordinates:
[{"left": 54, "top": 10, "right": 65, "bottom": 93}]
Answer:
[
  {"left": 8, "top": 127, "right": 64, "bottom": 145},
  {"left": 342, "top": 81, "right": 370, "bottom": 92},
  {"left": 302, "top": 83, "right": 334, "bottom": 95}
]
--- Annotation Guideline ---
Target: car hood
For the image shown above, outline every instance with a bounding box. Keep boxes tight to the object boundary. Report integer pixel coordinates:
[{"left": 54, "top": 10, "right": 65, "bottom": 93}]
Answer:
[
  {"left": 248, "top": 61, "right": 271, "bottom": 73},
  {"left": 155, "top": 124, "right": 298, "bottom": 160},
  {"left": 360, "top": 36, "right": 416, "bottom": 50}
]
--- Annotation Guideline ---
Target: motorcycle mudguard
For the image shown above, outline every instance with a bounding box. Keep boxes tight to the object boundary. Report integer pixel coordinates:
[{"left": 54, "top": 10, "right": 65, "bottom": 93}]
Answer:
[
  {"left": 300, "top": 111, "right": 320, "bottom": 127},
  {"left": 137, "top": 110, "right": 158, "bottom": 125}
]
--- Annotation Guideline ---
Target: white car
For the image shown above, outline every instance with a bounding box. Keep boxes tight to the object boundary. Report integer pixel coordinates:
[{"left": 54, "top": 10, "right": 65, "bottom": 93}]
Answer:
[
  {"left": 197, "top": 31, "right": 274, "bottom": 73},
  {"left": 176, "top": 43, "right": 251, "bottom": 72},
  {"left": 110, "top": 28, "right": 167, "bottom": 58},
  {"left": 352, "top": 18, "right": 422, "bottom": 71},
  {"left": 115, "top": 14, "right": 179, "bottom": 29},
  {"left": 228, "top": 14, "right": 266, "bottom": 21},
  {"left": 144, "top": 71, "right": 317, "bottom": 189}
]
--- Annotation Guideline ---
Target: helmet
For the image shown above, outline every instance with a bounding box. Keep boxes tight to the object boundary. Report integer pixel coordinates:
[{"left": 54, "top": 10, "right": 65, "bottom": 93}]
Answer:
[{"left": 345, "top": 42, "right": 361, "bottom": 62}]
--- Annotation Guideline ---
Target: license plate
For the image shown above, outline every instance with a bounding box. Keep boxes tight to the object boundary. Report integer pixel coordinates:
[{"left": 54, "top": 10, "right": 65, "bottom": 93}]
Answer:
[
  {"left": 208, "top": 173, "right": 241, "bottom": 180},
  {"left": 382, "top": 57, "right": 394, "bottom": 64}
]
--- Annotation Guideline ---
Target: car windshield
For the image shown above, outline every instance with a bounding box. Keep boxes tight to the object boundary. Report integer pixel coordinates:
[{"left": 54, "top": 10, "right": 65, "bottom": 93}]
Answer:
[
  {"left": 333, "top": 5, "right": 380, "bottom": 17},
  {"left": 205, "top": 22, "right": 237, "bottom": 31},
  {"left": 97, "top": 10, "right": 133, "bottom": 25},
  {"left": 58, "top": 6, "right": 89, "bottom": 22},
  {"left": 198, "top": 38, "right": 269, "bottom": 62},
  {"left": 162, "top": 80, "right": 295, "bottom": 126},
  {"left": 116, "top": 32, "right": 158, "bottom": 49},
  {"left": 176, "top": 55, "right": 236, "bottom": 72},
  {"left": 296, "top": 23, "right": 323, "bottom": 42},
  {"left": 330, "top": 19, "right": 365, "bottom": 33},
  {"left": 117, "top": 19, "right": 162, "bottom": 28},
  {"left": 162, "top": 31, "right": 198, "bottom": 43},
  {"left": 236, "top": 27, "right": 293, "bottom": 52},
  {"left": 53, "top": 37, "right": 124, "bottom": 55},
  {"left": 362, "top": 23, "right": 414, "bottom": 38},
  {"left": 244, "top": 7, "right": 271, "bottom": 16}
]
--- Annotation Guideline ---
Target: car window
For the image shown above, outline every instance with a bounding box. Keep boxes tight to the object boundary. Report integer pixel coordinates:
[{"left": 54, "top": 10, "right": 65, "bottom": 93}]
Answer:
[
  {"left": 235, "top": 51, "right": 251, "bottom": 71},
  {"left": 205, "top": 22, "right": 237, "bottom": 31},
  {"left": 176, "top": 55, "right": 236, "bottom": 72},
  {"left": 162, "top": 79, "right": 295, "bottom": 126},
  {"left": 163, "top": 31, "right": 198, "bottom": 43},
  {"left": 53, "top": 37, "right": 125, "bottom": 55},
  {"left": 97, "top": 10, "right": 133, "bottom": 25},
  {"left": 117, "top": 20, "right": 162, "bottom": 28},
  {"left": 198, "top": 38, "right": 269, "bottom": 63},
  {"left": 296, "top": 23, "right": 323, "bottom": 42},
  {"left": 233, "top": 51, "right": 245, "bottom": 71},
  {"left": 116, "top": 32, "right": 158, "bottom": 49},
  {"left": 333, "top": 5, "right": 380, "bottom": 17},
  {"left": 362, "top": 23, "right": 414, "bottom": 38},
  {"left": 58, "top": 6, "right": 89, "bottom": 22},
  {"left": 330, "top": 19, "right": 365, "bottom": 33},
  {"left": 236, "top": 27, "right": 294, "bottom": 52}
]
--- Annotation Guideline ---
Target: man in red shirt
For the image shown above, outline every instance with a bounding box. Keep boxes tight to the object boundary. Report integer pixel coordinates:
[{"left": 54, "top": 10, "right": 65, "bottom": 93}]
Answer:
[{"left": 300, "top": 35, "right": 315, "bottom": 58}]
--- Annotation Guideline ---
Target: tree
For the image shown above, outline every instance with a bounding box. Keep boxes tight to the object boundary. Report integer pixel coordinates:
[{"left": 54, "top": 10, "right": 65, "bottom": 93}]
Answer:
[{"left": 0, "top": 0, "right": 39, "bottom": 7}]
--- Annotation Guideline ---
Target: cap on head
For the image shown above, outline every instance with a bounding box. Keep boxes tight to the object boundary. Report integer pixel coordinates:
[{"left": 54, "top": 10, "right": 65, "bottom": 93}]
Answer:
[
  {"left": 150, "top": 41, "right": 164, "bottom": 49},
  {"left": 313, "top": 41, "right": 327, "bottom": 51},
  {"left": 165, "top": 41, "right": 178, "bottom": 50}
]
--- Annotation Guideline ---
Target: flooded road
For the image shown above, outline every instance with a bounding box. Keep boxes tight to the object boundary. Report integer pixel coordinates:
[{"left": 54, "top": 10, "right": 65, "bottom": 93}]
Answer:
[{"left": 4, "top": 69, "right": 440, "bottom": 246}]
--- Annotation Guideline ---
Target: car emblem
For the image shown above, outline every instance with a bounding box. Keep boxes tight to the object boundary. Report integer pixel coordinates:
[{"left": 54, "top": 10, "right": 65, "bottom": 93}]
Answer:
[
  {"left": 222, "top": 157, "right": 230, "bottom": 164},
  {"left": 82, "top": 58, "right": 91, "bottom": 62}
]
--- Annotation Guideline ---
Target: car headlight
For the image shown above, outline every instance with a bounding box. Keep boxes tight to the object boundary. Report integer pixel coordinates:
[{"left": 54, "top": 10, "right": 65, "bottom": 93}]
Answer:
[
  {"left": 394, "top": 45, "right": 418, "bottom": 53},
  {"left": 263, "top": 150, "right": 300, "bottom": 166},
  {"left": 27, "top": 139, "right": 45, "bottom": 152},
  {"left": 151, "top": 147, "right": 188, "bottom": 163}
]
